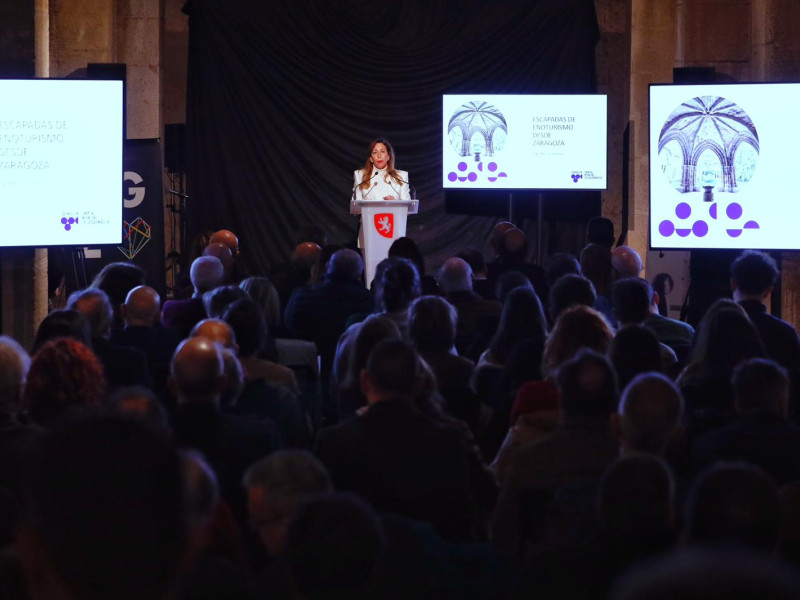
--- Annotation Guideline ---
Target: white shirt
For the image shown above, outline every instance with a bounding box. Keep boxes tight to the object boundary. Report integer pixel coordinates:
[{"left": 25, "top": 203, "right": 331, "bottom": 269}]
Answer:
[{"left": 353, "top": 167, "right": 410, "bottom": 201}]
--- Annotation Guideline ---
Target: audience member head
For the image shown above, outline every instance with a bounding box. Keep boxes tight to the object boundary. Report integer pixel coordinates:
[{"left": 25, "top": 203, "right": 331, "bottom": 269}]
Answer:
[
  {"left": 586, "top": 216, "right": 615, "bottom": 249},
  {"left": 614, "top": 372, "right": 684, "bottom": 455},
  {"left": 188, "top": 230, "right": 214, "bottom": 263},
  {"left": 456, "top": 247, "right": 487, "bottom": 278},
  {"left": 66, "top": 288, "right": 114, "bottom": 339},
  {"left": 327, "top": 248, "right": 364, "bottom": 282},
  {"left": 408, "top": 296, "right": 457, "bottom": 354},
  {"left": 202, "top": 242, "right": 234, "bottom": 278},
  {"left": 610, "top": 547, "right": 800, "bottom": 600},
  {"left": 310, "top": 244, "right": 344, "bottom": 285},
  {"left": 170, "top": 337, "right": 225, "bottom": 406},
  {"left": 222, "top": 298, "right": 267, "bottom": 359},
  {"left": 121, "top": 285, "right": 161, "bottom": 327},
  {"left": 292, "top": 242, "right": 322, "bottom": 274},
  {"left": 489, "top": 221, "right": 516, "bottom": 255},
  {"left": 361, "top": 339, "right": 424, "bottom": 403},
  {"left": 545, "top": 252, "right": 581, "bottom": 288},
  {"left": 732, "top": 358, "right": 790, "bottom": 417},
  {"left": 544, "top": 305, "right": 614, "bottom": 373},
  {"left": 548, "top": 273, "right": 597, "bottom": 323},
  {"left": 190, "top": 318, "right": 237, "bottom": 350},
  {"left": 609, "top": 324, "right": 662, "bottom": 389},
  {"left": 599, "top": 454, "right": 674, "bottom": 536},
  {"left": 612, "top": 245, "right": 643, "bottom": 279},
  {"left": 19, "top": 415, "right": 185, "bottom": 600},
  {"left": 31, "top": 309, "right": 92, "bottom": 354},
  {"left": 374, "top": 257, "right": 420, "bottom": 313},
  {"left": 109, "top": 386, "right": 169, "bottom": 433},
  {"left": 23, "top": 338, "right": 106, "bottom": 428},
  {"left": 437, "top": 257, "right": 473, "bottom": 294},
  {"left": 243, "top": 450, "right": 333, "bottom": 557},
  {"left": 0, "top": 336, "right": 30, "bottom": 413},
  {"left": 219, "top": 347, "right": 245, "bottom": 408},
  {"left": 499, "top": 227, "right": 529, "bottom": 262},
  {"left": 203, "top": 284, "right": 249, "bottom": 319},
  {"left": 342, "top": 315, "right": 401, "bottom": 392},
  {"left": 495, "top": 270, "right": 534, "bottom": 303},
  {"left": 209, "top": 229, "right": 239, "bottom": 256},
  {"left": 489, "top": 287, "right": 548, "bottom": 364},
  {"left": 686, "top": 462, "right": 780, "bottom": 552},
  {"left": 388, "top": 237, "right": 426, "bottom": 277},
  {"left": 731, "top": 249, "right": 779, "bottom": 301},
  {"left": 613, "top": 277, "right": 653, "bottom": 325},
  {"left": 580, "top": 242, "right": 615, "bottom": 298},
  {"left": 239, "top": 276, "right": 281, "bottom": 328},
  {"left": 285, "top": 493, "right": 385, "bottom": 600},
  {"left": 89, "top": 262, "right": 146, "bottom": 331},
  {"left": 190, "top": 255, "right": 224, "bottom": 295},
  {"left": 555, "top": 349, "right": 619, "bottom": 419},
  {"left": 683, "top": 300, "right": 765, "bottom": 383}
]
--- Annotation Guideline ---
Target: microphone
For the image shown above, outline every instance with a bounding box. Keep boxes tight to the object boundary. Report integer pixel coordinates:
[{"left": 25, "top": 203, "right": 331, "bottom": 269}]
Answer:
[
  {"left": 166, "top": 189, "right": 190, "bottom": 199},
  {"left": 393, "top": 176, "right": 417, "bottom": 201},
  {"left": 354, "top": 170, "right": 380, "bottom": 200}
]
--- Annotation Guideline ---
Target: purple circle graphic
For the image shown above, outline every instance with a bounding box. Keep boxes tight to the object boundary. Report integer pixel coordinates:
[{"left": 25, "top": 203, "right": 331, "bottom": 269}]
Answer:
[
  {"left": 467, "top": 172, "right": 478, "bottom": 182},
  {"left": 675, "top": 202, "right": 691, "bottom": 220},
  {"left": 458, "top": 162, "right": 468, "bottom": 172},
  {"left": 478, "top": 163, "right": 483, "bottom": 172},
  {"left": 727, "top": 229, "right": 743, "bottom": 238},
  {"left": 64, "top": 224, "right": 71, "bottom": 231},
  {"left": 448, "top": 172, "right": 457, "bottom": 182},
  {"left": 709, "top": 203, "right": 718, "bottom": 220},
  {"left": 659, "top": 220, "right": 675, "bottom": 237},
  {"left": 744, "top": 220, "right": 760, "bottom": 229},
  {"left": 61, "top": 218, "right": 67, "bottom": 224},
  {"left": 488, "top": 162, "right": 498, "bottom": 172},
  {"left": 68, "top": 217, "right": 75, "bottom": 224},
  {"left": 692, "top": 220, "right": 709, "bottom": 237},
  {"left": 726, "top": 203, "right": 743, "bottom": 220}
]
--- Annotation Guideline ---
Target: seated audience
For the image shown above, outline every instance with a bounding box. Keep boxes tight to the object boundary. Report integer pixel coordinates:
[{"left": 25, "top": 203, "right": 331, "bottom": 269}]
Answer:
[
  {"left": 30, "top": 308, "right": 92, "bottom": 354},
  {"left": 109, "top": 385, "right": 169, "bottom": 433},
  {"left": 611, "top": 245, "right": 643, "bottom": 279},
  {"left": 692, "top": 358, "right": 800, "bottom": 485},
  {"left": 162, "top": 255, "right": 224, "bottom": 336},
  {"left": 580, "top": 242, "right": 615, "bottom": 322},
  {"left": 494, "top": 270, "right": 534, "bottom": 304},
  {"left": 457, "top": 246, "right": 493, "bottom": 300},
  {"left": 609, "top": 325, "right": 663, "bottom": 388},
  {"left": 18, "top": 415, "right": 186, "bottom": 600},
  {"left": 240, "top": 276, "right": 283, "bottom": 333},
  {"left": 486, "top": 227, "right": 547, "bottom": 300},
  {"left": 89, "top": 261, "right": 146, "bottom": 333},
  {"left": 389, "top": 237, "right": 440, "bottom": 296},
  {"left": 316, "top": 339, "right": 478, "bottom": 542},
  {"left": 547, "top": 273, "right": 597, "bottom": 324}
]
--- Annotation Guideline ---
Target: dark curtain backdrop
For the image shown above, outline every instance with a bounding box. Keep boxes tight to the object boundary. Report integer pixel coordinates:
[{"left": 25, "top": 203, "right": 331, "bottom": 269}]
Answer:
[{"left": 184, "top": 0, "right": 600, "bottom": 275}]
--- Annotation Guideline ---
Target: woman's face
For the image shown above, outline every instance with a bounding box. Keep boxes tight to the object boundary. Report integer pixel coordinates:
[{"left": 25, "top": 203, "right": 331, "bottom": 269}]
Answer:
[{"left": 371, "top": 143, "right": 390, "bottom": 169}]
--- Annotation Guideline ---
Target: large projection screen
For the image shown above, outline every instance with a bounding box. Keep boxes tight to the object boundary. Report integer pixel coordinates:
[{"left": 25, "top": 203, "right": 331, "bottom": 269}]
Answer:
[
  {"left": 650, "top": 83, "right": 800, "bottom": 250},
  {"left": 442, "top": 94, "right": 607, "bottom": 190},
  {"left": 0, "top": 79, "right": 123, "bottom": 247}
]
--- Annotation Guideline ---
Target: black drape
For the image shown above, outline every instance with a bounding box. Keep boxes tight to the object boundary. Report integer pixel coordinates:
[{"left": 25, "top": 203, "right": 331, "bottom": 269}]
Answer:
[{"left": 184, "top": 0, "right": 600, "bottom": 275}]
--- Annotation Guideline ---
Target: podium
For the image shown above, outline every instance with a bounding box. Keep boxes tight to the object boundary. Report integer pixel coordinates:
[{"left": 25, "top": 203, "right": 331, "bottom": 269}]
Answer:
[{"left": 351, "top": 199, "right": 419, "bottom": 286}]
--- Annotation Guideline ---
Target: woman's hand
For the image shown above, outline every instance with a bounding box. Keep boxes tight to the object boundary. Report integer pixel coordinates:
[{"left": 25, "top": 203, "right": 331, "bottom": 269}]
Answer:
[{"left": 383, "top": 195, "right": 397, "bottom": 200}]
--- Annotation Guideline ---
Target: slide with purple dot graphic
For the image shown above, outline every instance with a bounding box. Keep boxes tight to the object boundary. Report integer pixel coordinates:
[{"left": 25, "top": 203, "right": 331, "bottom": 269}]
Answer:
[
  {"left": 442, "top": 95, "right": 607, "bottom": 190},
  {"left": 650, "top": 83, "right": 800, "bottom": 251}
]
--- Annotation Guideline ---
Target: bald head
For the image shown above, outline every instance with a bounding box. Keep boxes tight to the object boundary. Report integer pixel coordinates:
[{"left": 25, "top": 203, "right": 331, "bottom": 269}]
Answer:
[
  {"left": 190, "top": 318, "right": 236, "bottom": 350},
  {"left": 327, "top": 249, "right": 364, "bottom": 281},
  {"left": 210, "top": 229, "right": 239, "bottom": 255},
  {"left": 490, "top": 221, "right": 516, "bottom": 252},
  {"left": 612, "top": 245, "right": 643, "bottom": 279},
  {"left": 67, "top": 288, "right": 113, "bottom": 338},
  {"left": 617, "top": 373, "right": 684, "bottom": 455},
  {"left": 437, "top": 257, "right": 473, "bottom": 294},
  {"left": 190, "top": 256, "right": 225, "bottom": 295},
  {"left": 170, "top": 337, "right": 225, "bottom": 405},
  {"left": 292, "top": 242, "right": 322, "bottom": 270},
  {"left": 501, "top": 228, "right": 528, "bottom": 257},
  {"left": 122, "top": 286, "right": 161, "bottom": 327},
  {"left": 203, "top": 243, "right": 234, "bottom": 276}
]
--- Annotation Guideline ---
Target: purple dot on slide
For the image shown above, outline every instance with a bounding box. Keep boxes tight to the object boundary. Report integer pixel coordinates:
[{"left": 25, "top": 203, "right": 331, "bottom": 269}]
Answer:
[
  {"left": 727, "top": 229, "right": 743, "bottom": 238},
  {"left": 478, "top": 163, "right": 483, "bottom": 172},
  {"left": 488, "top": 162, "right": 498, "bottom": 172},
  {"left": 676, "top": 229, "right": 691, "bottom": 237},
  {"left": 659, "top": 220, "right": 675, "bottom": 237},
  {"left": 675, "top": 202, "right": 691, "bottom": 220},
  {"left": 458, "top": 162, "right": 468, "bottom": 172},
  {"left": 467, "top": 172, "right": 478, "bottom": 182},
  {"left": 68, "top": 217, "right": 75, "bottom": 224},
  {"left": 61, "top": 218, "right": 67, "bottom": 224},
  {"left": 498, "top": 172, "right": 507, "bottom": 177},
  {"left": 726, "top": 203, "right": 743, "bottom": 220},
  {"left": 64, "top": 224, "right": 71, "bottom": 231},
  {"left": 448, "top": 172, "right": 457, "bottom": 182},
  {"left": 692, "top": 220, "right": 709, "bottom": 237},
  {"left": 744, "top": 220, "right": 760, "bottom": 229},
  {"left": 709, "top": 203, "right": 718, "bottom": 220}
]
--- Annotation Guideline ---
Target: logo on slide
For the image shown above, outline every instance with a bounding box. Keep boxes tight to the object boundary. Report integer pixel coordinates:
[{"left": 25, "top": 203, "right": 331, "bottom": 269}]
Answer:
[
  {"left": 61, "top": 217, "right": 78, "bottom": 231},
  {"left": 118, "top": 216, "right": 152, "bottom": 260},
  {"left": 374, "top": 214, "right": 393, "bottom": 238},
  {"left": 571, "top": 173, "right": 583, "bottom": 183},
  {"left": 657, "top": 96, "right": 760, "bottom": 239}
]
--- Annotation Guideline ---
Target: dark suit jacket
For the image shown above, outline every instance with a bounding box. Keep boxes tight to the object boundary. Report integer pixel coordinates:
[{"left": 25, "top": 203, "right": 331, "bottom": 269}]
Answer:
[
  {"left": 162, "top": 296, "right": 207, "bottom": 338},
  {"left": 111, "top": 325, "right": 182, "bottom": 396},
  {"left": 445, "top": 291, "right": 502, "bottom": 362},
  {"left": 314, "top": 398, "right": 476, "bottom": 542},
  {"left": 91, "top": 337, "right": 151, "bottom": 389}
]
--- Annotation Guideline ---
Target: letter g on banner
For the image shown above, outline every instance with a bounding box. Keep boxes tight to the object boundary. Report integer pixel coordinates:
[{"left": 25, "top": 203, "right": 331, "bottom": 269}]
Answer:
[{"left": 123, "top": 171, "right": 145, "bottom": 208}]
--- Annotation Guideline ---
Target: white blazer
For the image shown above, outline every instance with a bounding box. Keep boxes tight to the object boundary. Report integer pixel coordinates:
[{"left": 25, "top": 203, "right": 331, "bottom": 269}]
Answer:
[{"left": 353, "top": 168, "right": 410, "bottom": 201}]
